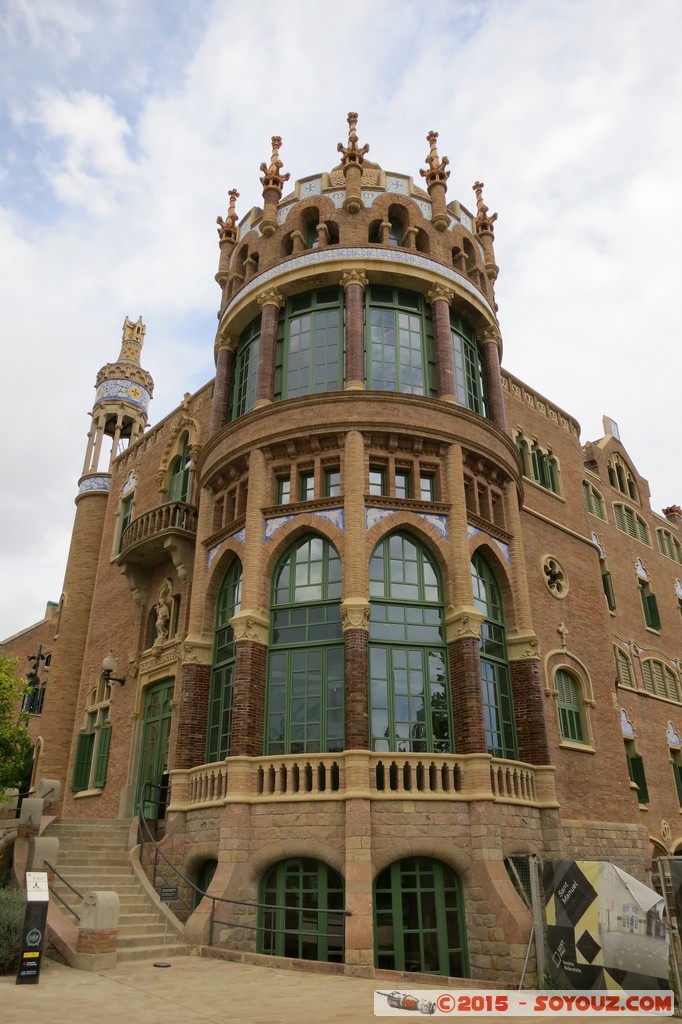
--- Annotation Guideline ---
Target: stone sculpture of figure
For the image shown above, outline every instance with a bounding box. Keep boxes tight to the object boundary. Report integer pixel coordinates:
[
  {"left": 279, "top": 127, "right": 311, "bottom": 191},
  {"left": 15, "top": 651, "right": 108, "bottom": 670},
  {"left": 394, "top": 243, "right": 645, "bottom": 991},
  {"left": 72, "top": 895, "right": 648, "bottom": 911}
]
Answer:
[{"left": 154, "top": 577, "right": 173, "bottom": 644}]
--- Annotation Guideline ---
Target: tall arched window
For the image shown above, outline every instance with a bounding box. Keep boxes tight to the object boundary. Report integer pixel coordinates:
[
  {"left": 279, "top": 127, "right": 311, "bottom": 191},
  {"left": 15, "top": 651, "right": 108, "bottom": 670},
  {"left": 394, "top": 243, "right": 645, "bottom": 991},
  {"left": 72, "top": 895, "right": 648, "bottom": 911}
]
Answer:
[
  {"left": 231, "top": 317, "right": 260, "bottom": 418},
  {"left": 274, "top": 288, "right": 343, "bottom": 400},
  {"left": 258, "top": 858, "right": 345, "bottom": 962},
  {"left": 471, "top": 552, "right": 517, "bottom": 760},
  {"left": 451, "top": 309, "right": 485, "bottom": 414},
  {"left": 207, "top": 560, "right": 242, "bottom": 762},
  {"left": 374, "top": 857, "right": 468, "bottom": 976},
  {"left": 365, "top": 286, "right": 436, "bottom": 396},
  {"left": 168, "top": 435, "right": 191, "bottom": 503},
  {"left": 369, "top": 533, "right": 452, "bottom": 753},
  {"left": 266, "top": 536, "right": 343, "bottom": 754}
]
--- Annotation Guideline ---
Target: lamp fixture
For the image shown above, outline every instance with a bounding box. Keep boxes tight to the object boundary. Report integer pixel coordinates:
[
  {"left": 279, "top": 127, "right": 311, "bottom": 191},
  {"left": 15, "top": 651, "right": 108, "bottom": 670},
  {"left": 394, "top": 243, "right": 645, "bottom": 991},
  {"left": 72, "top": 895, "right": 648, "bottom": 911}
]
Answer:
[{"left": 102, "top": 651, "right": 126, "bottom": 686}]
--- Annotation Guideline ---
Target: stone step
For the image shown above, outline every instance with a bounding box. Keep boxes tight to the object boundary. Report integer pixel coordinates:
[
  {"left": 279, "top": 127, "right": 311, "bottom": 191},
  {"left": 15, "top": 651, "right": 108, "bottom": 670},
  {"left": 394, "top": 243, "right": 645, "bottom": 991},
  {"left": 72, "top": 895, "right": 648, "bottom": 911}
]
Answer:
[
  {"left": 116, "top": 920, "right": 169, "bottom": 936},
  {"left": 116, "top": 944, "right": 189, "bottom": 963}
]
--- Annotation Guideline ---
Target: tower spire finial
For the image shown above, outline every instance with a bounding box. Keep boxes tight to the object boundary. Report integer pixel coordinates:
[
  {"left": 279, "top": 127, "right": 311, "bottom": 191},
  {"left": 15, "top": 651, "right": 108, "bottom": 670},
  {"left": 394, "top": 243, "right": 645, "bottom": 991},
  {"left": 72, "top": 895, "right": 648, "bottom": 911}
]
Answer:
[
  {"left": 260, "top": 136, "right": 290, "bottom": 192},
  {"left": 217, "top": 188, "right": 240, "bottom": 246},
  {"left": 337, "top": 112, "right": 369, "bottom": 166},
  {"left": 118, "top": 316, "right": 146, "bottom": 363},
  {"left": 420, "top": 130, "right": 450, "bottom": 186},
  {"left": 472, "top": 181, "right": 497, "bottom": 237}
]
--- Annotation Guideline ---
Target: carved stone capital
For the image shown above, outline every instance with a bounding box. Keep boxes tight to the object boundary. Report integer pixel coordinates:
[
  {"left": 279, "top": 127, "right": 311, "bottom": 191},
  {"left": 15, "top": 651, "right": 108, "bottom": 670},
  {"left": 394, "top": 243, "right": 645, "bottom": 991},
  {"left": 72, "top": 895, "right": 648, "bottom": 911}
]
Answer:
[
  {"left": 340, "top": 270, "right": 368, "bottom": 290},
  {"left": 478, "top": 325, "right": 502, "bottom": 348},
  {"left": 180, "top": 634, "right": 213, "bottom": 666},
  {"left": 231, "top": 609, "right": 269, "bottom": 646},
  {"left": 445, "top": 605, "right": 485, "bottom": 643},
  {"left": 215, "top": 335, "right": 237, "bottom": 354},
  {"left": 341, "top": 598, "right": 371, "bottom": 632},
  {"left": 257, "top": 288, "right": 284, "bottom": 310},
  {"left": 506, "top": 629, "right": 541, "bottom": 662},
  {"left": 427, "top": 284, "right": 454, "bottom": 306}
]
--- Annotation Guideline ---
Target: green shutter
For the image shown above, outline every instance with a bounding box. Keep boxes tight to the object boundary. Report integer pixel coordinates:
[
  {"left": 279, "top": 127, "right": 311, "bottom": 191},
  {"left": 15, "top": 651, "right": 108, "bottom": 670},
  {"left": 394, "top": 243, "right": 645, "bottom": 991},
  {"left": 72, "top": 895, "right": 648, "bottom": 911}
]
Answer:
[
  {"left": 602, "top": 572, "right": 616, "bottom": 611},
  {"left": 646, "top": 593, "right": 661, "bottom": 630},
  {"left": 72, "top": 731, "right": 93, "bottom": 792},
  {"left": 674, "top": 763, "right": 682, "bottom": 808},
  {"left": 627, "top": 754, "right": 649, "bottom": 804},
  {"left": 93, "top": 724, "right": 112, "bottom": 788},
  {"left": 614, "top": 505, "right": 624, "bottom": 531}
]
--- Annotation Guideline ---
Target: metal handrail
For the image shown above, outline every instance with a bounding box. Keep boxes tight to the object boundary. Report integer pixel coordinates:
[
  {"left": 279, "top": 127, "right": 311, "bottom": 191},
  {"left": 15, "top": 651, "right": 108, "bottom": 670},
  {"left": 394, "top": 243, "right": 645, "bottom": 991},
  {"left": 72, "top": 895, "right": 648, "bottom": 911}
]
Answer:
[
  {"left": 138, "top": 781, "right": 351, "bottom": 949},
  {"left": 44, "top": 858, "right": 82, "bottom": 922}
]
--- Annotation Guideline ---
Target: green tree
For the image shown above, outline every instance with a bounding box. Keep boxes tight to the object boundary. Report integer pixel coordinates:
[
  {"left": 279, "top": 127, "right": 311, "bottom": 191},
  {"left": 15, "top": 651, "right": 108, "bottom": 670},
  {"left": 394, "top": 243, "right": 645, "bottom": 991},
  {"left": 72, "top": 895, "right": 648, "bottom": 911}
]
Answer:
[{"left": 0, "top": 657, "right": 33, "bottom": 799}]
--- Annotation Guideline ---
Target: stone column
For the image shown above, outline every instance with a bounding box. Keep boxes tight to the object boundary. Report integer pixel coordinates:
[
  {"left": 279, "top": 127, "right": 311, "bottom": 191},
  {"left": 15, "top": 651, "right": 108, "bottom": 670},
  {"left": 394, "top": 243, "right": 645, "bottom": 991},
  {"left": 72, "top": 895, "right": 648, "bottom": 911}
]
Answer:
[
  {"left": 210, "top": 339, "right": 236, "bottom": 436},
  {"left": 479, "top": 327, "right": 507, "bottom": 432},
  {"left": 502, "top": 481, "right": 550, "bottom": 765},
  {"left": 443, "top": 443, "right": 486, "bottom": 753},
  {"left": 341, "top": 271, "right": 367, "bottom": 391},
  {"left": 342, "top": 430, "right": 370, "bottom": 749},
  {"left": 343, "top": 752, "right": 374, "bottom": 972},
  {"left": 255, "top": 289, "right": 283, "bottom": 407},
  {"left": 230, "top": 447, "right": 269, "bottom": 756},
  {"left": 427, "top": 285, "right": 456, "bottom": 402}
]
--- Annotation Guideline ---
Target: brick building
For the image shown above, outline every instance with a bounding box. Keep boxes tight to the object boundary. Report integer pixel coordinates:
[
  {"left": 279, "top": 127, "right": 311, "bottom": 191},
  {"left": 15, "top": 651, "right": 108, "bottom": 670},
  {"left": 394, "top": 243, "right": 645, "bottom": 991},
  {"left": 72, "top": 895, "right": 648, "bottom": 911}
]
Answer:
[{"left": 4, "top": 115, "right": 682, "bottom": 982}]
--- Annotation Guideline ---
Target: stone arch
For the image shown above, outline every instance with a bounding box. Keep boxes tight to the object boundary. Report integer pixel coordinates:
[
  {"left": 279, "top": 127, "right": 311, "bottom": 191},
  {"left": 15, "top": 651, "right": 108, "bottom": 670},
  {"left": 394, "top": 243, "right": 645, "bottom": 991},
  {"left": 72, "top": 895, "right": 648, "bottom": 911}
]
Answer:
[
  {"left": 156, "top": 415, "right": 202, "bottom": 494},
  {"left": 468, "top": 535, "right": 514, "bottom": 621},
  {"left": 371, "top": 839, "right": 472, "bottom": 881},
  {"left": 203, "top": 545, "right": 244, "bottom": 636},
  {"left": 261, "top": 515, "right": 344, "bottom": 594},
  {"left": 247, "top": 841, "right": 345, "bottom": 883},
  {"left": 365, "top": 511, "right": 450, "bottom": 587}
]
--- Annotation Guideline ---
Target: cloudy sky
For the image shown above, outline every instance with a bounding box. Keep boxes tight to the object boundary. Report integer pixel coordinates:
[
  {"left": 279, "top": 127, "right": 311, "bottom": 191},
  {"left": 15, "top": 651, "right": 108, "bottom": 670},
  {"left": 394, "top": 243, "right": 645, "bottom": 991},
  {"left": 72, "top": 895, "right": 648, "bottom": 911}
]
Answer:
[{"left": 1, "top": 0, "right": 681, "bottom": 640}]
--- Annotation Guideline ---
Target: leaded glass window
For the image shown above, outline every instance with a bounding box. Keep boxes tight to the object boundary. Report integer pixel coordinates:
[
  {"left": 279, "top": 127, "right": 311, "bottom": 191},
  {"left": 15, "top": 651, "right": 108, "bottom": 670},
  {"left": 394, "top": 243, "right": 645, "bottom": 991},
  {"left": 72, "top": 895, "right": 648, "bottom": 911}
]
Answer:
[
  {"left": 232, "top": 318, "right": 260, "bottom": 418},
  {"left": 365, "top": 286, "right": 436, "bottom": 395},
  {"left": 207, "top": 560, "right": 242, "bottom": 762},
  {"left": 471, "top": 552, "right": 517, "bottom": 760},
  {"left": 259, "top": 859, "right": 345, "bottom": 963},
  {"left": 450, "top": 309, "right": 485, "bottom": 414},
  {"left": 275, "top": 288, "right": 343, "bottom": 400}
]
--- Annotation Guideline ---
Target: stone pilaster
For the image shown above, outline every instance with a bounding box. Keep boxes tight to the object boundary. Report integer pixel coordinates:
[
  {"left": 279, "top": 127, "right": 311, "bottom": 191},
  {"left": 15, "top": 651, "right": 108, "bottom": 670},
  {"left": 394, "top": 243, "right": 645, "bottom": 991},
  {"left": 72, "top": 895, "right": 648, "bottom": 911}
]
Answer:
[
  {"left": 427, "top": 285, "right": 456, "bottom": 401},
  {"left": 343, "top": 782, "right": 374, "bottom": 972},
  {"left": 479, "top": 327, "right": 507, "bottom": 432},
  {"left": 210, "top": 340, "right": 235, "bottom": 436},
  {"left": 343, "top": 430, "right": 371, "bottom": 749},
  {"left": 255, "top": 290, "right": 283, "bottom": 407},
  {"left": 341, "top": 271, "right": 367, "bottom": 390}
]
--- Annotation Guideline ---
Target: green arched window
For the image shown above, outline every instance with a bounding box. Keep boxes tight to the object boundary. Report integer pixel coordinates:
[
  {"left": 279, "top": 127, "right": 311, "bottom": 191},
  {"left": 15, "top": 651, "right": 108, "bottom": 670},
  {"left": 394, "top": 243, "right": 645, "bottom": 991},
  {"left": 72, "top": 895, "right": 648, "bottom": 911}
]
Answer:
[
  {"left": 258, "top": 858, "right": 345, "bottom": 962},
  {"left": 450, "top": 310, "right": 485, "bottom": 414},
  {"left": 206, "top": 560, "right": 242, "bottom": 762},
  {"left": 168, "top": 436, "right": 191, "bottom": 503},
  {"left": 471, "top": 552, "right": 517, "bottom": 760},
  {"left": 274, "top": 288, "right": 343, "bottom": 400},
  {"left": 369, "top": 533, "right": 451, "bottom": 753},
  {"left": 555, "top": 669, "right": 584, "bottom": 743},
  {"left": 365, "top": 286, "right": 436, "bottom": 396},
  {"left": 374, "top": 858, "right": 468, "bottom": 976},
  {"left": 266, "top": 536, "right": 343, "bottom": 754},
  {"left": 231, "top": 317, "right": 260, "bottom": 418}
]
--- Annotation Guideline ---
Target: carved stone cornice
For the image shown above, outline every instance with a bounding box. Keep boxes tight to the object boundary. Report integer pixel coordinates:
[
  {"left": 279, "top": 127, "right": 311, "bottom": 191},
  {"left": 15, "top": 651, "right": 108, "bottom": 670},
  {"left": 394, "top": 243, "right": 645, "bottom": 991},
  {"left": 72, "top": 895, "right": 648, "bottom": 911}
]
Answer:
[
  {"left": 231, "top": 609, "right": 269, "bottom": 646},
  {"left": 506, "top": 629, "right": 541, "bottom": 662},
  {"left": 257, "top": 288, "right": 285, "bottom": 310},
  {"left": 340, "top": 270, "right": 368, "bottom": 290},
  {"left": 427, "top": 284, "right": 455, "bottom": 306},
  {"left": 445, "top": 606, "right": 485, "bottom": 643},
  {"left": 341, "top": 598, "right": 371, "bottom": 633}
]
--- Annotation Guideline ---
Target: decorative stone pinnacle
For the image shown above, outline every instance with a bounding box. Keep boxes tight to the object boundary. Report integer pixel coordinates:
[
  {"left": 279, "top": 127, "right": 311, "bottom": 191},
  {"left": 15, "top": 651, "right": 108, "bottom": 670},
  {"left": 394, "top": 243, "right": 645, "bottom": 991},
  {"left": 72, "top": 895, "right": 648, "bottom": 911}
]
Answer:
[
  {"left": 217, "top": 188, "right": 240, "bottom": 245},
  {"left": 260, "top": 136, "right": 290, "bottom": 192},
  {"left": 337, "top": 111, "right": 369, "bottom": 166},
  {"left": 420, "top": 130, "right": 450, "bottom": 185},
  {"left": 472, "top": 181, "right": 498, "bottom": 236},
  {"left": 119, "top": 316, "right": 146, "bottom": 362}
]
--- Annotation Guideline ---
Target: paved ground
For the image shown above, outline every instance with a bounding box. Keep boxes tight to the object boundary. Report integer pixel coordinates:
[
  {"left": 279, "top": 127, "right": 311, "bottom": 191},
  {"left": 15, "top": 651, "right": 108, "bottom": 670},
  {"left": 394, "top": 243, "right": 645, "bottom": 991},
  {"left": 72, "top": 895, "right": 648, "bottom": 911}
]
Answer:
[{"left": 0, "top": 954, "right": 550, "bottom": 1023}]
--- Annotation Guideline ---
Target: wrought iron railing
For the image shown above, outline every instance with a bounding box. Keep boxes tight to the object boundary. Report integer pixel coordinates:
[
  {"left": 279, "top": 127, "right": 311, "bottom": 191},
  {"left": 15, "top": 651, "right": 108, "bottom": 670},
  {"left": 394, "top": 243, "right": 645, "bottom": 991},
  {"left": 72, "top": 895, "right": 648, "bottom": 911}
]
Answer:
[{"left": 44, "top": 859, "right": 82, "bottom": 921}]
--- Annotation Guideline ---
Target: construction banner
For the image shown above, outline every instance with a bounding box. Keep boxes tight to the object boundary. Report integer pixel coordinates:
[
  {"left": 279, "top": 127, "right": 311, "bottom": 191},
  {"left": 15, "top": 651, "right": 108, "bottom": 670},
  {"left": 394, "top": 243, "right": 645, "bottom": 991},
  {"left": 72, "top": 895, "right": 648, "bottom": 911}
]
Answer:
[{"left": 543, "top": 860, "right": 668, "bottom": 990}]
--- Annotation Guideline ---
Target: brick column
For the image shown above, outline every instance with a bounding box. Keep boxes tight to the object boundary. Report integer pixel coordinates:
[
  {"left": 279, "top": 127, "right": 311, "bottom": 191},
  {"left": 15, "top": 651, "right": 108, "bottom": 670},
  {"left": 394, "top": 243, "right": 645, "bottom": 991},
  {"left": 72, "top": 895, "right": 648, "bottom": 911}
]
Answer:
[
  {"left": 174, "top": 661, "right": 211, "bottom": 768},
  {"left": 341, "top": 271, "right": 367, "bottom": 390},
  {"left": 230, "top": 446, "right": 269, "bottom": 756},
  {"left": 342, "top": 430, "right": 370, "bottom": 749},
  {"left": 255, "top": 289, "right": 283, "bottom": 407},
  {"left": 443, "top": 444, "right": 486, "bottom": 752},
  {"left": 427, "top": 285, "right": 456, "bottom": 401},
  {"left": 478, "top": 326, "right": 507, "bottom": 432},
  {"left": 210, "top": 339, "right": 236, "bottom": 436},
  {"left": 502, "top": 480, "right": 550, "bottom": 765}
]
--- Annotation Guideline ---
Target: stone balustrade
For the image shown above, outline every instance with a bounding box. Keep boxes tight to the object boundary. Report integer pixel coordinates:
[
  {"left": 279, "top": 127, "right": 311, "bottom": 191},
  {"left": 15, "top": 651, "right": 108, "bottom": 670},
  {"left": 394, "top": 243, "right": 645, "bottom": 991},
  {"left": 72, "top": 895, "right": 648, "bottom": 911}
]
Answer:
[
  {"left": 168, "top": 751, "right": 558, "bottom": 811},
  {"left": 120, "top": 501, "right": 198, "bottom": 555}
]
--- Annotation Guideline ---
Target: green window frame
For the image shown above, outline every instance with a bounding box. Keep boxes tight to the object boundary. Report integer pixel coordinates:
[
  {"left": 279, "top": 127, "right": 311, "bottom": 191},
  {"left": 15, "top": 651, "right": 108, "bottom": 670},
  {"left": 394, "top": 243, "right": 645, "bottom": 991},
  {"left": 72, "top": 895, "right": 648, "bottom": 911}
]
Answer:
[
  {"left": 672, "top": 754, "right": 682, "bottom": 808},
  {"left": 369, "top": 466, "right": 386, "bottom": 496},
  {"left": 602, "top": 570, "right": 616, "bottom": 611},
  {"left": 231, "top": 317, "right": 260, "bottom": 418},
  {"left": 369, "top": 533, "right": 452, "bottom": 754},
  {"left": 168, "top": 436, "right": 191, "bottom": 503},
  {"left": 531, "top": 443, "right": 558, "bottom": 493},
  {"left": 258, "top": 858, "right": 345, "bottom": 963},
  {"left": 276, "top": 477, "right": 291, "bottom": 504},
  {"left": 451, "top": 309, "right": 485, "bottom": 415},
  {"left": 299, "top": 472, "right": 315, "bottom": 501},
  {"left": 324, "top": 468, "right": 341, "bottom": 497},
  {"left": 365, "top": 286, "right": 436, "bottom": 396},
  {"left": 640, "top": 584, "right": 661, "bottom": 630},
  {"left": 118, "top": 494, "right": 134, "bottom": 553},
  {"left": 657, "top": 529, "right": 682, "bottom": 564},
  {"left": 395, "top": 469, "right": 411, "bottom": 499},
  {"left": 555, "top": 669, "right": 584, "bottom": 743},
  {"left": 642, "top": 658, "right": 679, "bottom": 702},
  {"left": 266, "top": 536, "right": 343, "bottom": 755},
  {"left": 72, "top": 728, "right": 95, "bottom": 793},
  {"left": 614, "top": 503, "right": 650, "bottom": 543},
  {"left": 374, "top": 858, "right": 468, "bottom": 977},
  {"left": 71, "top": 707, "right": 110, "bottom": 793},
  {"left": 274, "top": 288, "right": 343, "bottom": 400},
  {"left": 583, "top": 481, "right": 605, "bottom": 520},
  {"left": 419, "top": 474, "right": 435, "bottom": 501},
  {"left": 614, "top": 646, "right": 635, "bottom": 688},
  {"left": 625, "top": 741, "right": 649, "bottom": 804},
  {"left": 207, "top": 560, "right": 242, "bottom": 762},
  {"left": 471, "top": 552, "right": 518, "bottom": 760}
]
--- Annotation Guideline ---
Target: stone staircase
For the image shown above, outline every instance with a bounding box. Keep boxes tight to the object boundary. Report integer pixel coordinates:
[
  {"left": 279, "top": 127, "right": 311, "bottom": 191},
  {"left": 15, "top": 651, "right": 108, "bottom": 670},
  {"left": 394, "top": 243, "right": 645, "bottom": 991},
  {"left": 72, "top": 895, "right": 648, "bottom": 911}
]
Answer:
[{"left": 43, "top": 819, "right": 189, "bottom": 963}]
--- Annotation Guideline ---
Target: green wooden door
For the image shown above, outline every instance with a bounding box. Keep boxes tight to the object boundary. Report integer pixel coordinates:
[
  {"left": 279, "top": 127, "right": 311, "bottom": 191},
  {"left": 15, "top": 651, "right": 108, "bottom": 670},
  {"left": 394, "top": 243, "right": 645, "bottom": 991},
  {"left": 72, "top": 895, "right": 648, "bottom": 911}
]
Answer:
[{"left": 136, "top": 679, "right": 174, "bottom": 813}]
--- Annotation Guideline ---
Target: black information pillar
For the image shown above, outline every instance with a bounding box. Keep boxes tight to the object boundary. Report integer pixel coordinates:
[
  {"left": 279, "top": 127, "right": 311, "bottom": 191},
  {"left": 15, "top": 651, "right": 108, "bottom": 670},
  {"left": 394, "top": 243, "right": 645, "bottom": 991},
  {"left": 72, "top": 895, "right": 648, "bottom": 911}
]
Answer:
[{"left": 16, "top": 871, "right": 49, "bottom": 985}]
